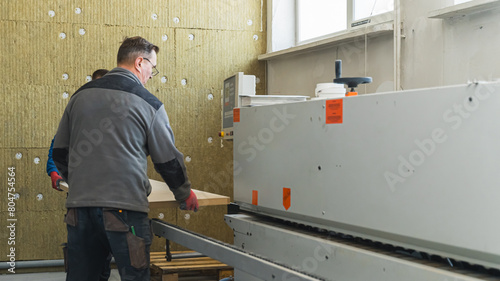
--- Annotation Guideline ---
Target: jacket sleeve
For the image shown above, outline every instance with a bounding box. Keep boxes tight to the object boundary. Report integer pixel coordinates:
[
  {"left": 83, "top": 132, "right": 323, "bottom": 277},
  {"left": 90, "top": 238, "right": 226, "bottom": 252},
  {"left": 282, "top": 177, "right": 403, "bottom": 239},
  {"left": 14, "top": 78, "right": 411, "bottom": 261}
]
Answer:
[
  {"left": 53, "top": 109, "right": 71, "bottom": 181},
  {"left": 46, "top": 136, "right": 59, "bottom": 176},
  {"left": 148, "top": 105, "right": 191, "bottom": 202}
]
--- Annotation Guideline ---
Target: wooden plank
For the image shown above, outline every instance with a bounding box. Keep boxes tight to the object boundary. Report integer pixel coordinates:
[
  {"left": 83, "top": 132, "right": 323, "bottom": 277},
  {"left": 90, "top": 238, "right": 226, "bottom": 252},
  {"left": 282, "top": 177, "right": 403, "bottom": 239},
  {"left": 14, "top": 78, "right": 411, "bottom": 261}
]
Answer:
[
  {"left": 150, "top": 265, "right": 165, "bottom": 277},
  {"left": 158, "top": 263, "right": 232, "bottom": 273},
  {"left": 154, "top": 260, "right": 227, "bottom": 269},
  {"left": 219, "top": 269, "right": 234, "bottom": 279},
  {"left": 59, "top": 179, "right": 230, "bottom": 208},
  {"left": 162, "top": 273, "right": 178, "bottom": 281},
  {"left": 150, "top": 251, "right": 194, "bottom": 260},
  {"left": 154, "top": 257, "right": 219, "bottom": 265},
  {"left": 150, "top": 251, "right": 232, "bottom": 275},
  {"left": 154, "top": 258, "right": 231, "bottom": 267},
  {"left": 148, "top": 179, "right": 230, "bottom": 208}
]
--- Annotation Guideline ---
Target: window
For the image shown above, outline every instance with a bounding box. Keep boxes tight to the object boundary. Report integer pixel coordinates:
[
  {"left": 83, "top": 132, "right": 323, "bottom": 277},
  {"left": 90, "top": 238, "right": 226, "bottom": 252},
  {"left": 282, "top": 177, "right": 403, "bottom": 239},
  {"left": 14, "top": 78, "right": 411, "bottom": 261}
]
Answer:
[
  {"left": 296, "top": 0, "right": 394, "bottom": 45},
  {"left": 354, "top": 0, "right": 394, "bottom": 20},
  {"left": 297, "top": 0, "right": 347, "bottom": 42}
]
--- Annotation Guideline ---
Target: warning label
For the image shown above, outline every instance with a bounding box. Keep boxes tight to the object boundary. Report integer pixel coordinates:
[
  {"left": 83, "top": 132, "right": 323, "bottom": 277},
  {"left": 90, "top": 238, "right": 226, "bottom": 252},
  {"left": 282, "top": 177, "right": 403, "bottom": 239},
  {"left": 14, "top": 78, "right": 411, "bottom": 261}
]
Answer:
[
  {"left": 325, "top": 99, "right": 343, "bottom": 124},
  {"left": 233, "top": 108, "right": 240, "bottom": 123}
]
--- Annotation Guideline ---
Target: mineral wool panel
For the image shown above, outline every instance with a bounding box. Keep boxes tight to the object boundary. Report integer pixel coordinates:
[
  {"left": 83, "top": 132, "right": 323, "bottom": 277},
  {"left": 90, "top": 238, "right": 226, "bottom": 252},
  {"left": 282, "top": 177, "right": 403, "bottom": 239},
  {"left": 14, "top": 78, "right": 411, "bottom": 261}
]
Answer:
[
  {"left": 156, "top": 88, "right": 204, "bottom": 148},
  {"left": 104, "top": 0, "right": 158, "bottom": 27},
  {"left": 171, "top": 148, "right": 234, "bottom": 245},
  {"left": 23, "top": 148, "right": 67, "bottom": 212},
  {"left": 145, "top": 28, "right": 176, "bottom": 89},
  {"left": 1, "top": 149, "right": 8, "bottom": 189},
  {"left": 68, "top": 0, "right": 106, "bottom": 25},
  {"left": 175, "top": 29, "right": 266, "bottom": 90},
  {"left": 3, "top": 85, "right": 64, "bottom": 148},
  {"left": 37, "top": 23, "right": 74, "bottom": 86},
  {"left": 0, "top": 85, "right": 6, "bottom": 148},
  {"left": 168, "top": 0, "right": 265, "bottom": 31},
  {"left": 198, "top": 89, "right": 222, "bottom": 137},
  {"left": 148, "top": 206, "right": 176, "bottom": 252},
  {"left": 2, "top": 0, "right": 265, "bottom": 263},
  {"left": 4, "top": 21, "right": 70, "bottom": 86},
  {"left": 3, "top": 85, "right": 31, "bottom": 148},
  {"left": 12, "top": 210, "right": 67, "bottom": 260},
  {"left": 3, "top": 0, "right": 51, "bottom": 22},
  {"left": 3, "top": 21, "right": 29, "bottom": 85},
  {"left": 176, "top": 205, "right": 234, "bottom": 245},
  {"left": 185, "top": 145, "right": 234, "bottom": 197},
  {"left": 2, "top": 149, "right": 30, "bottom": 212},
  {"left": 69, "top": 24, "right": 121, "bottom": 84},
  {"left": 0, "top": 22, "right": 18, "bottom": 85}
]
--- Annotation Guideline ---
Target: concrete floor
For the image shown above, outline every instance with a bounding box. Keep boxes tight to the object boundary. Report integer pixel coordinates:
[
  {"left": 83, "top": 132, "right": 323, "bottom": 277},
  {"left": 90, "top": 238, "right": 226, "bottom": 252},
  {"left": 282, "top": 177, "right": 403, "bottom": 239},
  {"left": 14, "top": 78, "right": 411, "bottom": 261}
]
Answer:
[{"left": 0, "top": 269, "right": 121, "bottom": 281}]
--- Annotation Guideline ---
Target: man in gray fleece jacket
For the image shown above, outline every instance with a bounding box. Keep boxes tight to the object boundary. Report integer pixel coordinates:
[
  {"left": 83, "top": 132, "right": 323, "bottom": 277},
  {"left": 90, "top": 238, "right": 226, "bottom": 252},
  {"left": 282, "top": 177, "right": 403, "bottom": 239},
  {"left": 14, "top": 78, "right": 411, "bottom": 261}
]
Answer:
[{"left": 53, "top": 36, "right": 198, "bottom": 281}]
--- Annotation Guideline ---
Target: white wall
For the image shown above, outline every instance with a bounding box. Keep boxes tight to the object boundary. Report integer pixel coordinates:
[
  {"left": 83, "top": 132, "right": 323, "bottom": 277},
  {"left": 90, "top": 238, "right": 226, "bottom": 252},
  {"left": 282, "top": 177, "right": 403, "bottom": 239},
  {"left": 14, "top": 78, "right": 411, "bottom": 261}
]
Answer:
[
  {"left": 441, "top": 8, "right": 500, "bottom": 84},
  {"left": 266, "top": 0, "right": 500, "bottom": 96}
]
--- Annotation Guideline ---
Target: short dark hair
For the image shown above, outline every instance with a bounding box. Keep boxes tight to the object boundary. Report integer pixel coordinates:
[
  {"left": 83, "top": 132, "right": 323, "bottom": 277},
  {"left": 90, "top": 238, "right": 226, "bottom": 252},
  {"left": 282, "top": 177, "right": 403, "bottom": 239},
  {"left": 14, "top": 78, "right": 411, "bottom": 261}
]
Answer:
[
  {"left": 92, "top": 69, "right": 109, "bottom": 80},
  {"left": 117, "top": 36, "right": 159, "bottom": 65}
]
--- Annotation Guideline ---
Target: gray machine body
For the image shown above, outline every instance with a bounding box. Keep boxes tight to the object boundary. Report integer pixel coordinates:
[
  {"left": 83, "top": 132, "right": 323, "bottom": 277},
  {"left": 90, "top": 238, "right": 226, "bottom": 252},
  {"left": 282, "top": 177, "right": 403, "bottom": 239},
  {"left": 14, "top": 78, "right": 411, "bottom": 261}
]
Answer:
[
  {"left": 233, "top": 82, "right": 500, "bottom": 270},
  {"left": 227, "top": 213, "right": 492, "bottom": 281}
]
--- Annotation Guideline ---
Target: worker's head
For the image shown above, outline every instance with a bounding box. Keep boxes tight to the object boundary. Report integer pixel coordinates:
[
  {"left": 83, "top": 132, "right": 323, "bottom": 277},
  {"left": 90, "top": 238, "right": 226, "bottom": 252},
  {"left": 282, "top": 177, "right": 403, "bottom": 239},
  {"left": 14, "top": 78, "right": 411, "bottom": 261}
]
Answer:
[
  {"left": 91, "top": 69, "right": 109, "bottom": 80},
  {"left": 117, "top": 36, "right": 159, "bottom": 85}
]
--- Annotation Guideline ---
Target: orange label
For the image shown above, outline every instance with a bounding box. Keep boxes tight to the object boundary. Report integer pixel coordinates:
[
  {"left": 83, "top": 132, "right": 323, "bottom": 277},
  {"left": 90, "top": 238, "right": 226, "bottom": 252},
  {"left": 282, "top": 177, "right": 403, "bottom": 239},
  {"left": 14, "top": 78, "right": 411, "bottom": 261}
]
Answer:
[
  {"left": 233, "top": 108, "right": 240, "bottom": 123},
  {"left": 325, "top": 99, "right": 343, "bottom": 124},
  {"left": 252, "top": 190, "right": 258, "bottom": 205},
  {"left": 283, "top": 188, "right": 291, "bottom": 210}
]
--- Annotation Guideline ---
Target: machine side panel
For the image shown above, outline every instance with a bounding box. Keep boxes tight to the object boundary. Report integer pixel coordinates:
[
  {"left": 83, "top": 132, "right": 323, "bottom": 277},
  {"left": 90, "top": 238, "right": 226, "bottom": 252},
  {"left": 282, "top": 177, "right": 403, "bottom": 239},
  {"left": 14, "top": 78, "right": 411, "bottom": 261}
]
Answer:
[{"left": 233, "top": 82, "right": 500, "bottom": 268}]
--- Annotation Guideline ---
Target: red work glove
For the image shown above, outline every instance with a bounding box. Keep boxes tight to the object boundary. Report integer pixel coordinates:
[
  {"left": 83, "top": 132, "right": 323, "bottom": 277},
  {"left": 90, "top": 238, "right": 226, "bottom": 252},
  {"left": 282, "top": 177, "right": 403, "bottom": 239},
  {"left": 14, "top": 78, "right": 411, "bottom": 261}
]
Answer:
[
  {"left": 50, "top": 171, "right": 63, "bottom": 191},
  {"left": 180, "top": 190, "right": 199, "bottom": 212}
]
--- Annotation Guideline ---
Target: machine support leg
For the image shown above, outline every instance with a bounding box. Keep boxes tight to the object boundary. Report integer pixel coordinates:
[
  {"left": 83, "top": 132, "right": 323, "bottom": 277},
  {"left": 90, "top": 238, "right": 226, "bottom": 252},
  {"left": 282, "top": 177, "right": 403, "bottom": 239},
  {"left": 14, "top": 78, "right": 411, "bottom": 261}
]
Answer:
[{"left": 165, "top": 239, "right": 172, "bottom": 262}]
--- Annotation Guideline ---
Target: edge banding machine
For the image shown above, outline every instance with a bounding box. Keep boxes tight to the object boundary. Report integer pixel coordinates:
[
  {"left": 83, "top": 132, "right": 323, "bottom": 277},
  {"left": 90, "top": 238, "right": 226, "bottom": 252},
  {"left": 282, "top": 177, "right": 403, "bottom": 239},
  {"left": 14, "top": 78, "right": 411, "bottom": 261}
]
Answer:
[{"left": 152, "top": 63, "right": 500, "bottom": 280}]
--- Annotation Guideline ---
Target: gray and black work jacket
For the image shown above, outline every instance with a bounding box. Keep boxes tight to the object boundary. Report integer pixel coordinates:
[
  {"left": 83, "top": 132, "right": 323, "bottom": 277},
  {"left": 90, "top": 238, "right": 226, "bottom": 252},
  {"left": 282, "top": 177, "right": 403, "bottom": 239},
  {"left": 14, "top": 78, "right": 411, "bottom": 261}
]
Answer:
[{"left": 53, "top": 67, "right": 191, "bottom": 213}]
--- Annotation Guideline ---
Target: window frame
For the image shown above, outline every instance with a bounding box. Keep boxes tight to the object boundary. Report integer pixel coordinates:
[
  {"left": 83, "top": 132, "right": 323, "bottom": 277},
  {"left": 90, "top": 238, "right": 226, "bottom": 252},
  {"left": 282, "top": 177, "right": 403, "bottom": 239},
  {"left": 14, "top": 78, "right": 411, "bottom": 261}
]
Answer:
[
  {"left": 454, "top": 0, "right": 473, "bottom": 4},
  {"left": 295, "top": 0, "right": 394, "bottom": 46}
]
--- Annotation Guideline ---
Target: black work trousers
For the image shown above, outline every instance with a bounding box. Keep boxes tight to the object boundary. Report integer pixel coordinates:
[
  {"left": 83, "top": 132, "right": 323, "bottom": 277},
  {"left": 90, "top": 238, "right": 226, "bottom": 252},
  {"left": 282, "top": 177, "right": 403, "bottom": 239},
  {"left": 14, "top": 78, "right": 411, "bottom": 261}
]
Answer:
[{"left": 65, "top": 207, "right": 151, "bottom": 281}]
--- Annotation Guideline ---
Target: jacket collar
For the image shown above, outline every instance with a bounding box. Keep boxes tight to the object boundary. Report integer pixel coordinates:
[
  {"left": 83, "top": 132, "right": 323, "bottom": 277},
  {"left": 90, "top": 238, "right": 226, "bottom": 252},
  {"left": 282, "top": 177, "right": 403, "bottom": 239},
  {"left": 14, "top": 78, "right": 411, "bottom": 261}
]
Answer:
[{"left": 107, "top": 67, "right": 143, "bottom": 86}]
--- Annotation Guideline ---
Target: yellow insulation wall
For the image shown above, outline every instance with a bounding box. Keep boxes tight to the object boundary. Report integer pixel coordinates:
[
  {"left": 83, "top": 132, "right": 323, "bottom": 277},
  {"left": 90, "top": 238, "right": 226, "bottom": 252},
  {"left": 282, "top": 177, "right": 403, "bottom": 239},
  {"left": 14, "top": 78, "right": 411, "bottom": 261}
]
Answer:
[{"left": 1, "top": 0, "right": 266, "bottom": 261}]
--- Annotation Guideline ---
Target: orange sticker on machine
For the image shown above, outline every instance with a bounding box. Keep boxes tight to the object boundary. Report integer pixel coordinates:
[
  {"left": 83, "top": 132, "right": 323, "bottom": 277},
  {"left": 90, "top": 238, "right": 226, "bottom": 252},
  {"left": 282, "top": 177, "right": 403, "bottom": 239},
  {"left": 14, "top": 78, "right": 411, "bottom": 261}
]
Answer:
[
  {"left": 325, "top": 99, "right": 343, "bottom": 124},
  {"left": 252, "top": 190, "right": 258, "bottom": 205},
  {"left": 233, "top": 108, "right": 240, "bottom": 123},
  {"left": 283, "top": 188, "right": 291, "bottom": 210}
]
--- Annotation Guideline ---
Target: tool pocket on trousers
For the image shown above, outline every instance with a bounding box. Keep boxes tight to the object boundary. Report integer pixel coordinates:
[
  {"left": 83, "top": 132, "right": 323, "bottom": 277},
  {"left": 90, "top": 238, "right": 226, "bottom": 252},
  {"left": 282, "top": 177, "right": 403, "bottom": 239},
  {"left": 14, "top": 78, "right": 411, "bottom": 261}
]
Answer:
[
  {"left": 64, "top": 208, "right": 78, "bottom": 227},
  {"left": 103, "top": 211, "right": 129, "bottom": 232},
  {"left": 126, "top": 232, "right": 147, "bottom": 269}
]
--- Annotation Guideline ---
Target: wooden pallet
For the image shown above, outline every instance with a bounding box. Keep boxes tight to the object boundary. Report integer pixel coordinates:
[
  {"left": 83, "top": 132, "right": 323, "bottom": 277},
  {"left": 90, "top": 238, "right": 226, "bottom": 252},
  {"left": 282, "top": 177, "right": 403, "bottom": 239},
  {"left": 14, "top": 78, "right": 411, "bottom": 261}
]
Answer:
[{"left": 150, "top": 251, "right": 233, "bottom": 281}]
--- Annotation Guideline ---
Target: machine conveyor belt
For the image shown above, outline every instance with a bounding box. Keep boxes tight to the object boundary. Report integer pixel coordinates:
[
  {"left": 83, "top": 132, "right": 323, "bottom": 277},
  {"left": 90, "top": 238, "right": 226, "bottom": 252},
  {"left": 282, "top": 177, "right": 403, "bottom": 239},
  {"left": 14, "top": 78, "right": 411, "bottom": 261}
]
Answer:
[
  {"left": 151, "top": 218, "right": 326, "bottom": 281},
  {"left": 153, "top": 210, "right": 500, "bottom": 281},
  {"left": 271, "top": 216, "right": 500, "bottom": 280}
]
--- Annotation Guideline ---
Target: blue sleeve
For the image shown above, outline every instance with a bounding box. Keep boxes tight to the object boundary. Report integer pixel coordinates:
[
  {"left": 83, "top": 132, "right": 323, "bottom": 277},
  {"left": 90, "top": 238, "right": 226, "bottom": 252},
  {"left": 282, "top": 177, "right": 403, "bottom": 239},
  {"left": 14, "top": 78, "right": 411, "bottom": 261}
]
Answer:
[{"left": 46, "top": 136, "right": 59, "bottom": 176}]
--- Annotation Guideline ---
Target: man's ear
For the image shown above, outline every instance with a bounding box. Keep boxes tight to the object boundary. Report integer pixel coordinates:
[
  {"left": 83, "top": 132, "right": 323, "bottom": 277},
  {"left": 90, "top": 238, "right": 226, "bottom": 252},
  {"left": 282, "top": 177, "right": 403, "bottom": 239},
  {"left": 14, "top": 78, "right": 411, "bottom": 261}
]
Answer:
[{"left": 134, "top": 57, "right": 143, "bottom": 72}]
